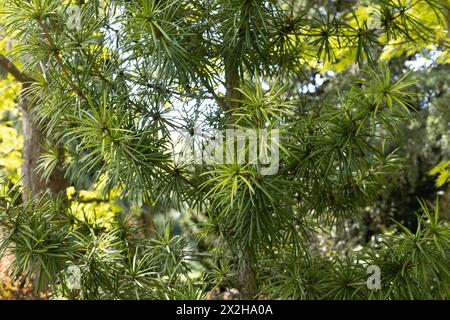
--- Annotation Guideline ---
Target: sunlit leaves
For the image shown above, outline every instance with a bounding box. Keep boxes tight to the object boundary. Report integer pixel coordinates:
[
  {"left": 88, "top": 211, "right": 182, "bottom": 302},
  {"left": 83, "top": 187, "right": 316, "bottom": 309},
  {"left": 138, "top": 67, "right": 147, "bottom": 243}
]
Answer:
[
  {"left": 350, "top": 64, "right": 416, "bottom": 134},
  {"left": 229, "top": 78, "right": 295, "bottom": 128},
  {"left": 429, "top": 160, "right": 450, "bottom": 187}
]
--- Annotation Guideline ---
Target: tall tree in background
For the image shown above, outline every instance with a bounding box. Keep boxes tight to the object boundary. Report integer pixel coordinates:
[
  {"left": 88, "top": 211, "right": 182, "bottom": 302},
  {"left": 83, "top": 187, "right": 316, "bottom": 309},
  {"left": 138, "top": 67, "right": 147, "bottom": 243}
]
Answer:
[
  {"left": 0, "top": 52, "right": 66, "bottom": 201},
  {"left": 0, "top": 0, "right": 449, "bottom": 299}
]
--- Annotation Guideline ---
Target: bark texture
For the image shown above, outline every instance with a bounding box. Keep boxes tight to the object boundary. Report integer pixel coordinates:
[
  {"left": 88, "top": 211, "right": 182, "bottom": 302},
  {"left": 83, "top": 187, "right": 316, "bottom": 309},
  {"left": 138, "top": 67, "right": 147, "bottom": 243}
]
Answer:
[
  {"left": 238, "top": 246, "right": 257, "bottom": 299},
  {"left": 19, "top": 84, "right": 67, "bottom": 202},
  {"left": 224, "top": 57, "right": 257, "bottom": 299}
]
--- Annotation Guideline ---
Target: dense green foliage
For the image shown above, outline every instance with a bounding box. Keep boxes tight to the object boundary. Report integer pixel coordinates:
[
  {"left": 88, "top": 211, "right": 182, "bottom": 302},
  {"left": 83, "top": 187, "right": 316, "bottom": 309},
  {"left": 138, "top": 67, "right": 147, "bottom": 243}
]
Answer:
[{"left": 0, "top": 0, "right": 449, "bottom": 299}]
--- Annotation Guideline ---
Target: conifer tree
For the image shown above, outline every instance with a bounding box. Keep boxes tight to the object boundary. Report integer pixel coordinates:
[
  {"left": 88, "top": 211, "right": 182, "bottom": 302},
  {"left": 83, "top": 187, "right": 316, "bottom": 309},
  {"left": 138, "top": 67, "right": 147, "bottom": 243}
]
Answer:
[{"left": 0, "top": 0, "right": 448, "bottom": 299}]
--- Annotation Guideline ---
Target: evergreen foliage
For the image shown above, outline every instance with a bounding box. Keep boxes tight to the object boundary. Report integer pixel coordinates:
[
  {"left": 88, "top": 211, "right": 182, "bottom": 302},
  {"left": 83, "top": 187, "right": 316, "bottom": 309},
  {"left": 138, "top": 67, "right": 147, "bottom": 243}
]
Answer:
[{"left": 0, "top": 0, "right": 449, "bottom": 299}]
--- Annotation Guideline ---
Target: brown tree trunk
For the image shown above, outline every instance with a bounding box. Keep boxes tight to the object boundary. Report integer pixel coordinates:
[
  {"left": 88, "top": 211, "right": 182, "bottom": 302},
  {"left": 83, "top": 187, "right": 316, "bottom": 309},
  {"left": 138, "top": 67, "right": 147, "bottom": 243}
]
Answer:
[
  {"left": 141, "top": 204, "right": 156, "bottom": 238},
  {"left": 19, "top": 84, "right": 67, "bottom": 202},
  {"left": 238, "top": 246, "right": 257, "bottom": 299},
  {"left": 223, "top": 55, "right": 257, "bottom": 299},
  {"left": 224, "top": 63, "right": 241, "bottom": 111}
]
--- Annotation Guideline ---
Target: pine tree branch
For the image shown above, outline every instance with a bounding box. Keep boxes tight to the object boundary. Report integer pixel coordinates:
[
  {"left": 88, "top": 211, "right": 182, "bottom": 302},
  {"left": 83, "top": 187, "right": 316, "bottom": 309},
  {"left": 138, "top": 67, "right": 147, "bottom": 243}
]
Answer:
[
  {"left": 36, "top": 19, "right": 88, "bottom": 101},
  {"left": 0, "top": 54, "right": 35, "bottom": 83}
]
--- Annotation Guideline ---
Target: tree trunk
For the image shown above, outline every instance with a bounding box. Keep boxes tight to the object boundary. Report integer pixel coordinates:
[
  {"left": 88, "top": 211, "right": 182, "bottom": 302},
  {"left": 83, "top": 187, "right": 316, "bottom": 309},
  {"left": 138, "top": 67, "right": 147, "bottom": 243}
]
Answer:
[
  {"left": 141, "top": 204, "right": 156, "bottom": 238},
  {"left": 19, "top": 84, "right": 67, "bottom": 202},
  {"left": 238, "top": 246, "right": 257, "bottom": 299},
  {"left": 224, "top": 63, "right": 241, "bottom": 111},
  {"left": 223, "top": 56, "right": 257, "bottom": 299}
]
